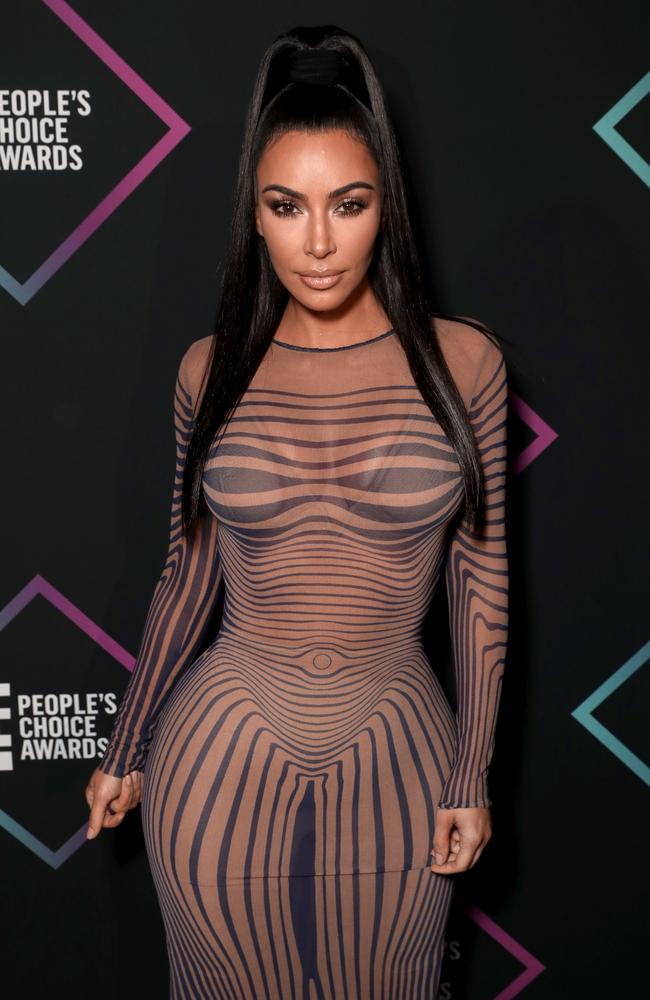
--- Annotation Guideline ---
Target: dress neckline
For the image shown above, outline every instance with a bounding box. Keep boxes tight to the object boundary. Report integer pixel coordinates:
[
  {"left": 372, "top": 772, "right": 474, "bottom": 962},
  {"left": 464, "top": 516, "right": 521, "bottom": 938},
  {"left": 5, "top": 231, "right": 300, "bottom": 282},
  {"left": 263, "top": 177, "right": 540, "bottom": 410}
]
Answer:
[{"left": 272, "top": 329, "right": 395, "bottom": 353}]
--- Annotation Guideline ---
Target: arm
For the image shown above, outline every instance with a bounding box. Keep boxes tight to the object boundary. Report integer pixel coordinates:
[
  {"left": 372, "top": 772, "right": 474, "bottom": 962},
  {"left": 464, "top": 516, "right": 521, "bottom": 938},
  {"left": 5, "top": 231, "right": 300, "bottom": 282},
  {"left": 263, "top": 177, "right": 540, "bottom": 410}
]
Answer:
[
  {"left": 438, "top": 339, "right": 509, "bottom": 809},
  {"left": 98, "top": 339, "right": 222, "bottom": 778}
]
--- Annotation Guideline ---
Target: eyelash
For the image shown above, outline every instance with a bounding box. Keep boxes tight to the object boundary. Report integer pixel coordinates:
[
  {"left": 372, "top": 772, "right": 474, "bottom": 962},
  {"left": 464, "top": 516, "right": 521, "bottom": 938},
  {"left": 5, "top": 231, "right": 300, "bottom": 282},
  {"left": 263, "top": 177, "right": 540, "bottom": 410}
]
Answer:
[{"left": 268, "top": 198, "right": 368, "bottom": 218}]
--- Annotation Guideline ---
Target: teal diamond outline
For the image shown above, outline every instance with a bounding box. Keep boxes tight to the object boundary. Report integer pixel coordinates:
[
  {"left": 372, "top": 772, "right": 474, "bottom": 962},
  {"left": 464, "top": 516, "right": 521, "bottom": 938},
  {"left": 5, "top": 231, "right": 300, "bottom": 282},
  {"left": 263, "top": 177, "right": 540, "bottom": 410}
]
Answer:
[
  {"left": 593, "top": 69, "right": 650, "bottom": 189},
  {"left": 571, "top": 638, "right": 650, "bottom": 786}
]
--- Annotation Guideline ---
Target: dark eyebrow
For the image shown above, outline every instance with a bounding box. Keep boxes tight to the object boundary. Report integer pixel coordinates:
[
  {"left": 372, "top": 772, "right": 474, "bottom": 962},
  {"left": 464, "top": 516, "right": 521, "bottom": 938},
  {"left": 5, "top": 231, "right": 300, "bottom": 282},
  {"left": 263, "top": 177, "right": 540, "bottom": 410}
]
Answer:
[{"left": 260, "top": 181, "right": 375, "bottom": 200}]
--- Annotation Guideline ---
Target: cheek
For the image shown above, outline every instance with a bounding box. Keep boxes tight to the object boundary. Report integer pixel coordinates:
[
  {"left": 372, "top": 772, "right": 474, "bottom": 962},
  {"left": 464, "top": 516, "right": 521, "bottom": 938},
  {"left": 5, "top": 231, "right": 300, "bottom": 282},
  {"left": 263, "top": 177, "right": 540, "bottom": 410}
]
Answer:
[
  {"left": 263, "top": 225, "right": 296, "bottom": 266},
  {"left": 346, "top": 215, "right": 381, "bottom": 265}
]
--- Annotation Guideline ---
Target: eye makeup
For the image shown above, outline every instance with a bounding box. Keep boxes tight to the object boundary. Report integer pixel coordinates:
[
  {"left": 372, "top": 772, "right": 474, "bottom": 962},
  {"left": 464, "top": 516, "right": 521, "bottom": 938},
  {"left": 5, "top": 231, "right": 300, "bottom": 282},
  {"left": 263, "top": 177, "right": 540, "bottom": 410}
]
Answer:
[{"left": 268, "top": 197, "right": 369, "bottom": 218}]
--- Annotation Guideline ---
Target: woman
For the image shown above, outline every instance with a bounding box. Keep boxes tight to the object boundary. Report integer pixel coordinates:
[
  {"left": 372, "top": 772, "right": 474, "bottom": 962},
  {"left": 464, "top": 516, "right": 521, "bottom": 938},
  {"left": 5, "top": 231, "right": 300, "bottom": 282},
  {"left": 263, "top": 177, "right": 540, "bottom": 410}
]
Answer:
[{"left": 85, "top": 24, "right": 509, "bottom": 999}]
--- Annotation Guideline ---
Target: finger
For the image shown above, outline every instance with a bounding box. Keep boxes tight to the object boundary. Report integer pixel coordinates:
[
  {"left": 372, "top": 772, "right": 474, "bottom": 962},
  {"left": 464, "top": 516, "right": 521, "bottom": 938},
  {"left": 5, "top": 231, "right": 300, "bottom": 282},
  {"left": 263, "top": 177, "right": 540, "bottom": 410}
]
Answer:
[
  {"left": 103, "top": 776, "right": 134, "bottom": 824},
  {"left": 127, "top": 772, "right": 142, "bottom": 807},
  {"left": 129, "top": 779, "right": 142, "bottom": 808},
  {"left": 111, "top": 775, "right": 133, "bottom": 811},
  {"left": 103, "top": 805, "right": 127, "bottom": 828},
  {"left": 465, "top": 839, "right": 489, "bottom": 869},
  {"left": 431, "top": 836, "right": 480, "bottom": 874},
  {"left": 431, "top": 810, "right": 454, "bottom": 866},
  {"left": 103, "top": 790, "right": 132, "bottom": 828},
  {"left": 125, "top": 772, "right": 143, "bottom": 807},
  {"left": 87, "top": 797, "right": 107, "bottom": 840},
  {"left": 459, "top": 823, "right": 491, "bottom": 868},
  {"left": 87, "top": 773, "right": 130, "bottom": 836}
]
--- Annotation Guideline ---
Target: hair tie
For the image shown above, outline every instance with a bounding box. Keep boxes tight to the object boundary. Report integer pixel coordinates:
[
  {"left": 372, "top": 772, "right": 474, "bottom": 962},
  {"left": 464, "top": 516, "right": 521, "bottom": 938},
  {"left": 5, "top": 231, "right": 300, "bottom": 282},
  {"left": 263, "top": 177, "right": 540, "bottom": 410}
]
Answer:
[{"left": 287, "top": 48, "right": 344, "bottom": 87}]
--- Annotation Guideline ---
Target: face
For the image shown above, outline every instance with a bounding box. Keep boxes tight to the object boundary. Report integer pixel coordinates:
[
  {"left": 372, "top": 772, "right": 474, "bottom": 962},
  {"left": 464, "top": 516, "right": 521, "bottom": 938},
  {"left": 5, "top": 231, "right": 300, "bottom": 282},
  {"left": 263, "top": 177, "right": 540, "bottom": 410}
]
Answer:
[{"left": 254, "top": 129, "right": 383, "bottom": 311}]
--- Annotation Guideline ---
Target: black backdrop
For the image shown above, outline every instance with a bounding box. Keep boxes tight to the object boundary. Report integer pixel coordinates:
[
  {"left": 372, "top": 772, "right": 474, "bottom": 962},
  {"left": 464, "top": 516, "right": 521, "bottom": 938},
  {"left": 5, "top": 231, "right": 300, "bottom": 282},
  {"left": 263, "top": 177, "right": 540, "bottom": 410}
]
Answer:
[{"left": 1, "top": 2, "right": 648, "bottom": 997}]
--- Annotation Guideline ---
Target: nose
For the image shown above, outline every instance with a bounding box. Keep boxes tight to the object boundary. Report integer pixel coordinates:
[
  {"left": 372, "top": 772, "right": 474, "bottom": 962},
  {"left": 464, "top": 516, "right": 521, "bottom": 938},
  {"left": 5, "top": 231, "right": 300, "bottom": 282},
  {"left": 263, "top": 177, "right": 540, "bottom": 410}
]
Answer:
[{"left": 304, "top": 208, "right": 337, "bottom": 259}]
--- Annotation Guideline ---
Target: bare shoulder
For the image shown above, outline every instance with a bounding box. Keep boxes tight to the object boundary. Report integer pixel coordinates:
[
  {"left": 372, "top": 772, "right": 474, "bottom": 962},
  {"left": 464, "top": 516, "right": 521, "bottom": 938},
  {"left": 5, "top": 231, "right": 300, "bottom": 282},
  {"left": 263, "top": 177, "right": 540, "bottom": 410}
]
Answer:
[
  {"left": 178, "top": 335, "right": 215, "bottom": 411},
  {"left": 432, "top": 315, "right": 503, "bottom": 407}
]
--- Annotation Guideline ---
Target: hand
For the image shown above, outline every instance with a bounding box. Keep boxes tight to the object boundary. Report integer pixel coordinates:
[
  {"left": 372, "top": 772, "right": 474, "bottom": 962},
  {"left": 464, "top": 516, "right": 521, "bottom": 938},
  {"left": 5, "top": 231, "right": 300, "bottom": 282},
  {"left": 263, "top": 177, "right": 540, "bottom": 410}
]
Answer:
[
  {"left": 84, "top": 767, "right": 144, "bottom": 840},
  {"left": 430, "top": 805, "right": 492, "bottom": 874}
]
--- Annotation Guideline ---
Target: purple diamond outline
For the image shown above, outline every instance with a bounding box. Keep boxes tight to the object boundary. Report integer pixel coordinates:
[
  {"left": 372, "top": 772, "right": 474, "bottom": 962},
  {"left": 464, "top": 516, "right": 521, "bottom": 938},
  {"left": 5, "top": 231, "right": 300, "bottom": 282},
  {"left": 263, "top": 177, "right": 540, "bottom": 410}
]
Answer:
[
  {"left": 0, "top": 0, "right": 191, "bottom": 305},
  {"left": 0, "top": 573, "right": 134, "bottom": 868},
  {"left": 456, "top": 893, "right": 546, "bottom": 997}
]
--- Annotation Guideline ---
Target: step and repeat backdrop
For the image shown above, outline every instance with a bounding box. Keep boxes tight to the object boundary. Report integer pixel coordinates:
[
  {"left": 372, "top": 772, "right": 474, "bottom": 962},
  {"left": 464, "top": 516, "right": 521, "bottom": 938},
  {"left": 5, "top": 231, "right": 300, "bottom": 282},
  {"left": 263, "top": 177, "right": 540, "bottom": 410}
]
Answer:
[{"left": 1, "top": 2, "right": 647, "bottom": 997}]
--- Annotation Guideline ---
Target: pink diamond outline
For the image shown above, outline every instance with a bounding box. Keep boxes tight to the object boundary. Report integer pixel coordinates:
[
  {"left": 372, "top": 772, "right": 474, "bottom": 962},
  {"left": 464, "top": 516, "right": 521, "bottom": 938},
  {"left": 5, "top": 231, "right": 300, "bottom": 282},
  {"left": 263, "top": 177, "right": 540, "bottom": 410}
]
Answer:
[
  {"left": 0, "top": 573, "right": 134, "bottom": 868},
  {"left": 456, "top": 892, "right": 546, "bottom": 997},
  {"left": 0, "top": 0, "right": 191, "bottom": 306}
]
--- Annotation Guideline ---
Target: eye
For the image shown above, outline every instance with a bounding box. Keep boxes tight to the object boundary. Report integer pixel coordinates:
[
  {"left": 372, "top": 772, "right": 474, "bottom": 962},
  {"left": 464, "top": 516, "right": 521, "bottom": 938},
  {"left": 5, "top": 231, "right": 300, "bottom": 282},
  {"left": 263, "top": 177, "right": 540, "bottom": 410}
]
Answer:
[
  {"left": 336, "top": 198, "right": 368, "bottom": 216},
  {"left": 269, "top": 199, "right": 299, "bottom": 217},
  {"left": 267, "top": 197, "right": 369, "bottom": 219}
]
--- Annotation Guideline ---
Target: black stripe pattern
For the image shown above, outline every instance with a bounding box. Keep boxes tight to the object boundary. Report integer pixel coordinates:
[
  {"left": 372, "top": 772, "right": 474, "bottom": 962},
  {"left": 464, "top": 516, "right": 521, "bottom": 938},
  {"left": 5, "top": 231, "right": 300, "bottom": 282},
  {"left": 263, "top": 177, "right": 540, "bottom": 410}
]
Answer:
[{"left": 100, "top": 324, "right": 509, "bottom": 998}]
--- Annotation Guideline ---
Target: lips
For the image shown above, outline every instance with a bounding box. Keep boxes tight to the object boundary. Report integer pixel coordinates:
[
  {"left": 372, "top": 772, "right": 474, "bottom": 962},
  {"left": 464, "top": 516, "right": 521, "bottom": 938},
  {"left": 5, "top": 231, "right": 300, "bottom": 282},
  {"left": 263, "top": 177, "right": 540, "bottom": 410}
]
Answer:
[
  {"left": 298, "top": 271, "right": 344, "bottom": 289},
  {"left": 298, "top": 269, "right": 343, "bottom": 277}
]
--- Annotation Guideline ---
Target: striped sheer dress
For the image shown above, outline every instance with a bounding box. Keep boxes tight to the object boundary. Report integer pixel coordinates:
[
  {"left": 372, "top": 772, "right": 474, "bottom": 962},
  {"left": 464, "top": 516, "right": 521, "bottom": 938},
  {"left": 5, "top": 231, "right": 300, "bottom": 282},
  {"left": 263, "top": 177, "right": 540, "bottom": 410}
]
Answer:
[{"left": 99, "top": 320, "right": 509, "bottom": 999}]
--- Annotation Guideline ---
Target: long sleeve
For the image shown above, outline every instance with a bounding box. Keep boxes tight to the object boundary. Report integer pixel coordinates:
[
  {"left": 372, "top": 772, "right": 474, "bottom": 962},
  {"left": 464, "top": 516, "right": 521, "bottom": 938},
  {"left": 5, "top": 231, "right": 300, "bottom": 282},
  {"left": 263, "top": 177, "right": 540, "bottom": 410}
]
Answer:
[
  {"left": 99, "top": 342, "right": 223, "bottom": 778},
  {"left": 438, "top": 341, "right": 509, "bottom": 809}
]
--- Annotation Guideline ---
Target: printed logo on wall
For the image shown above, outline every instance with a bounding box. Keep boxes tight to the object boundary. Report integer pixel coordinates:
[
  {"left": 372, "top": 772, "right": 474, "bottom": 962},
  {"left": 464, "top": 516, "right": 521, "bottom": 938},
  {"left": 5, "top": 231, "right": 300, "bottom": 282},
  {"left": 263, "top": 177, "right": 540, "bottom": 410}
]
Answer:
[
  {"left": 0, "top": 0, "right": 191, "bottom": 305},
  {"left": 0, "top": 575, "right": 135, "bottom": 868}
]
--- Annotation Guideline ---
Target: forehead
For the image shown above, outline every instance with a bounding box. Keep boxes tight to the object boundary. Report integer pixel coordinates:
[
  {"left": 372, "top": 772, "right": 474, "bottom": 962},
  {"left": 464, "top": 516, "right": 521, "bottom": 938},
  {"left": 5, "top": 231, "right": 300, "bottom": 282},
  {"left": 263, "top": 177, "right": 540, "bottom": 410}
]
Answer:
[{"left": 256, "top": 129, "right": 377, "bottom": 186}]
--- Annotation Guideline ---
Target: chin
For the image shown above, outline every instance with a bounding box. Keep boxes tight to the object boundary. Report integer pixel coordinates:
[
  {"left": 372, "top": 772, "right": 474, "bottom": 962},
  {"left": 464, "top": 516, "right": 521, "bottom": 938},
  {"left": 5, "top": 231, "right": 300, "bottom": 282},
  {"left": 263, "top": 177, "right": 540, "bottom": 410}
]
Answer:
[
  {"left": 287, "top": 282, "right": 347, "bottom": 308},
  {"left": 300, "top": 294, "right": 347, "bottom": 312}
]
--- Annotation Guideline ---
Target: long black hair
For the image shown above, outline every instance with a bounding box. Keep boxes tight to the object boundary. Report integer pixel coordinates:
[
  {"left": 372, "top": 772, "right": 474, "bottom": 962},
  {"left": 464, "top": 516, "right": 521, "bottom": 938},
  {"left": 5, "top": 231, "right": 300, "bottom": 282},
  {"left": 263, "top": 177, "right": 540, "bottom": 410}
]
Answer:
[{"left": 182, "top": 24, "right": 503, "bottom": 534}]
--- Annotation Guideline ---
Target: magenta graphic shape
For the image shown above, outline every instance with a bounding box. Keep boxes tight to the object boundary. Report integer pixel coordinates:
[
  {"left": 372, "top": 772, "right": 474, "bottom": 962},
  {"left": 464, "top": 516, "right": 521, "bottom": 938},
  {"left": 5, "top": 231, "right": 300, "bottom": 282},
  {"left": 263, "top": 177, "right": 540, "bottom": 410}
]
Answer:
[
  {"left": 456, "top": 893, "right": 546, "bottom": 998},
  {"left": 509, "top": 390, "right": 558, "bottom": 475}
]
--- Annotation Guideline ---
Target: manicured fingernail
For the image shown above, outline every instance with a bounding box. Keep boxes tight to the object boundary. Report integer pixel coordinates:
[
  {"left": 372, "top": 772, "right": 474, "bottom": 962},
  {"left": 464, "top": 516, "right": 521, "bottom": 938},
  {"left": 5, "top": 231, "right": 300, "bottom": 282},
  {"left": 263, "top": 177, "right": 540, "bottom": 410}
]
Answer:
[
  {"left": 435, "top": 853, "right": 443, "bottom": 865},
  {"left": 86, "top": 827, "right": 95, "bottom": 839}
]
